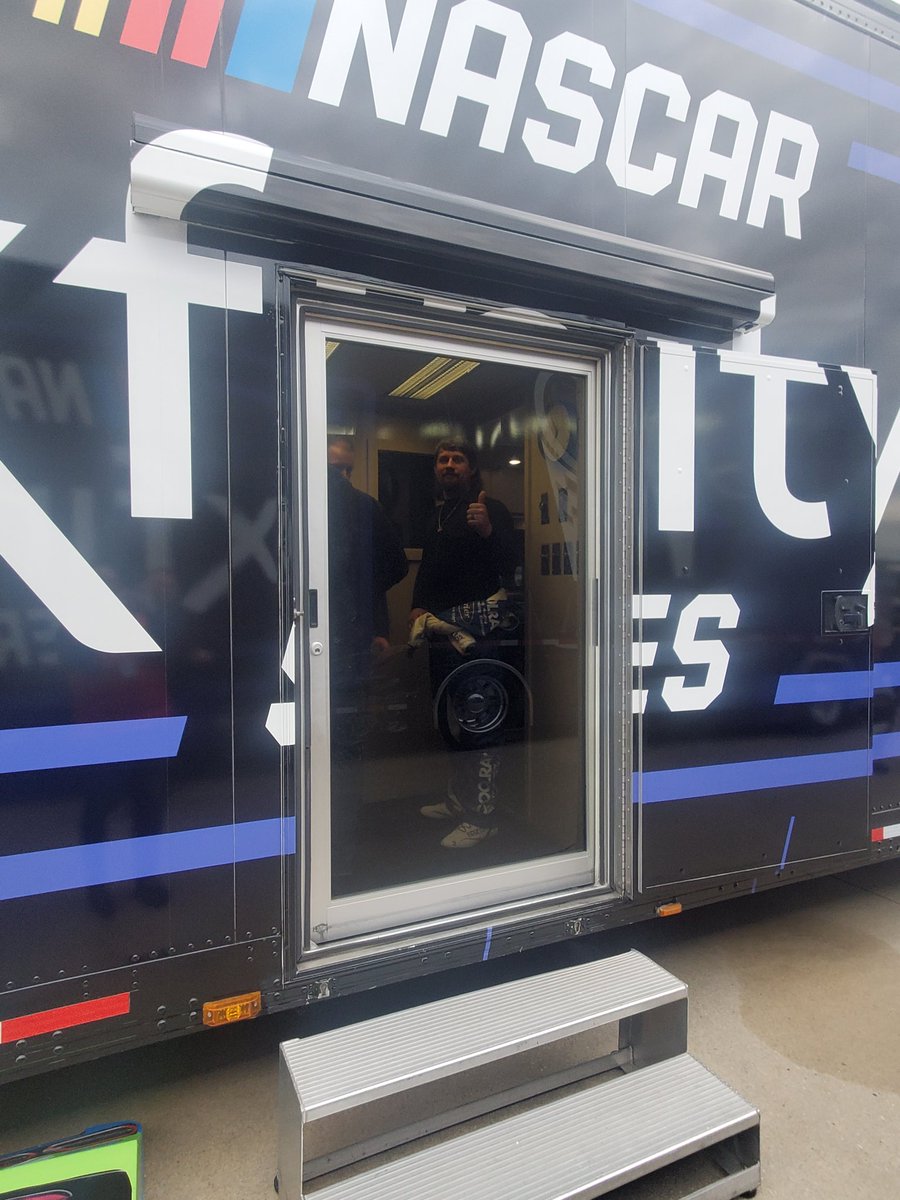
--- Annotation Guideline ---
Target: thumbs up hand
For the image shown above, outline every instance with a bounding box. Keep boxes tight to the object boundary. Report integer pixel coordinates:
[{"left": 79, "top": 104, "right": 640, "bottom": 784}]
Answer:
[{"left": 466, "top": 490, "right": 493, "bottom": 539}]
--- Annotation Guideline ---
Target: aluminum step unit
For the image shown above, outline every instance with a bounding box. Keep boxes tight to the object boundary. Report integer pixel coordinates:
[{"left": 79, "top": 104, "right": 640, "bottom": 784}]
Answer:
[
  {"left": 308, "top": 1055, "right": 759, "bottom": 1200},
  {"left": 275, "top": 950, "right": 760, "bottom": 1200}
]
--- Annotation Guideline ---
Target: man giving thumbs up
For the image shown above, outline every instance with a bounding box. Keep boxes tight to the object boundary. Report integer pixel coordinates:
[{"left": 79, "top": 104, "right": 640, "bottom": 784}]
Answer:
[
  {"left": 410, "top": 440, "right": 516, "bottom": 624},
  {"left": 466, "top": 489, "right": 493, "bottom": 537},
  {"left": 409, "top": 440, "right": 518, "bottom": 849}
]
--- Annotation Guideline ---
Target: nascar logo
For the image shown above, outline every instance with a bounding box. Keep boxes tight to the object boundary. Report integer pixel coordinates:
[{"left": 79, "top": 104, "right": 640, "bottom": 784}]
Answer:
[{"left": 33, "top": 0, "right": 316, "bottom": 91}]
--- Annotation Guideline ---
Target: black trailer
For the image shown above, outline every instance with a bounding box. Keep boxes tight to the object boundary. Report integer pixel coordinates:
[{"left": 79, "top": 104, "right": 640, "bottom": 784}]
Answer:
[{"left": 1, "top": 0, "right": 899, "bottom": 1080}]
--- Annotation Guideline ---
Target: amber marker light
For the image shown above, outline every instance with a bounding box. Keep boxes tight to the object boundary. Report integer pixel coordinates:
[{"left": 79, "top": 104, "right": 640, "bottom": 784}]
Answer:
[
  {"left": 655, "top": 902, "right": 683, "bottom": 917},
  {"left": 202, "top": 992, "right": 262, "bottom": 1027}
]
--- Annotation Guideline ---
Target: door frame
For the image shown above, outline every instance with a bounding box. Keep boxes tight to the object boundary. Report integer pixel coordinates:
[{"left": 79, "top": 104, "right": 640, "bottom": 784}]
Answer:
[{"left": 288, "top": 288, "right": 631, "bottom": 951}]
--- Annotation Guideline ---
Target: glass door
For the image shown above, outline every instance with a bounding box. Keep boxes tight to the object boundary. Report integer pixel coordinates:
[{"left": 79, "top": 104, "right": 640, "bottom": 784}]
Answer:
[{"left": 300, "top": 315, "right": 607, "bottom": 942}]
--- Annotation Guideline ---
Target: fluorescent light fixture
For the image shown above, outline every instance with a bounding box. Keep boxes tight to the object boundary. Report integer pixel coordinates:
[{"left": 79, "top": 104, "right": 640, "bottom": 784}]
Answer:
[
  {"left": 390, "top": 356, "right": 480, "bottom": 399},
  {"left": 412, "top": 359, "right": 480, "bottom": 399},
  {"left": 389, "top": 356, "right": 452, "bottom": 396}
]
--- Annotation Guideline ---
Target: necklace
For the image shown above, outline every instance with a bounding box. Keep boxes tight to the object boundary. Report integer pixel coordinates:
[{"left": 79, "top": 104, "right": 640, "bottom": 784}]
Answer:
[{"left": 437, "top": 499, "right": 462, "bottom": 532}]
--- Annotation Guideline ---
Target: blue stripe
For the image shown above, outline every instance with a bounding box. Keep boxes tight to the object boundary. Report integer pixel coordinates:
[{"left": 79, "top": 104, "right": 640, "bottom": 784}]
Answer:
[
  {"left": 637, "top": 748, "right": 871, "bottom": 805},
  {"left": 631, "top": 0, "right": 900, "bottom": 115},
  {"left": 482, "top": 926, "right": 493, "bottom": 961},
  {"left": 848, "top": 142, "right": 900, "bottom": 185},
  {"left": 0, "top": 818, "right": 295, "bottom": 902},
  {"left": 775, "top": 671, "right": 872, "bottom": 704},
  {"left": 873, "top": 662, "right": 900, "bottom": 688},
  {"left": 779, "top": 815, "right": 796, "bottom": 870},
  {"left": 775, "top": 661, "right": 900, "bottom": 704},
  {"left": 0, "top": 717, "right": 187, "bottom": 774},
  {"left": 226, "top": 0, "right": 316, "bottom": 92},
  {"left": 5, "top": 723, "right": 900, "bottom": 900},
  {"left": 873, "top": 732, "right": 900, "bottom": 760}
]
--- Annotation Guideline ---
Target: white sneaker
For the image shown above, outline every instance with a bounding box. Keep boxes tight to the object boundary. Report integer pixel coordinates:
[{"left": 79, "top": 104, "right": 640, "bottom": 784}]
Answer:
[
  {"left": 441, "top": 822, "right": 498, "bottom": 849},
  {"left": 420, "top": 801, "right": 457, "bottom": 820}
]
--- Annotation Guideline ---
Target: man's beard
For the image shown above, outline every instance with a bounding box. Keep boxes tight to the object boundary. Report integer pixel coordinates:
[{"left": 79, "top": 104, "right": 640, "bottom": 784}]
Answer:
[{"left": 440, "top": 472, "right": 463, "bottom": 497}]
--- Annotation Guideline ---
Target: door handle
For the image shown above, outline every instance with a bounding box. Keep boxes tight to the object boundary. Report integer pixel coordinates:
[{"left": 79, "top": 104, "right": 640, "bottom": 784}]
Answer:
[{"left": 822, "top": 591, "right": 869, "bottom": 634}]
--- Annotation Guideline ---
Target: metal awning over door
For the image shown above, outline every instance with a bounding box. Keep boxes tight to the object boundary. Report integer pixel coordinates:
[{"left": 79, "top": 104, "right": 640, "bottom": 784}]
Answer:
[{"left": 130, "top": 123, "right": 775, "bottom": 343}]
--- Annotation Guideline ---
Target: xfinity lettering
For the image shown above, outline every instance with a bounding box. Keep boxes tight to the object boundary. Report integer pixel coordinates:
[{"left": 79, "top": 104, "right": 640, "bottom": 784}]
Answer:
[{"left": 633, "top": 593, "right": 741, "bottom": 714}]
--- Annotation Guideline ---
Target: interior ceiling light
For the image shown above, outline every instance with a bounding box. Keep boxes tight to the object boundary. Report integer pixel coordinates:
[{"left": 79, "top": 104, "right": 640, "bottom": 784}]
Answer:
[
  {"left": 325, "top": 340, "right": 340, "bottom": 359},
  {"left": 412, "top": 359, "right": 480, "bottom": 399},
  {"left": 389, "top": 356, "right": 452, "bottom": 396},
  {"left": 390, "top": 356, "right": 481, "bottom": 399}
]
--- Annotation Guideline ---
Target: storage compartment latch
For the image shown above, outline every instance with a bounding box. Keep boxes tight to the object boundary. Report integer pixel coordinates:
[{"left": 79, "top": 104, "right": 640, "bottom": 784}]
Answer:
[{"left": 822, "top": 591, "right": 869, "bottom": 634}]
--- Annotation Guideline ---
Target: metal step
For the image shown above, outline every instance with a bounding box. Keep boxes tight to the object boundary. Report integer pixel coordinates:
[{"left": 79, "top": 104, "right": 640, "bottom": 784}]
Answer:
[
  {"left": 278, "top": 951, "right": 688, "bottom": 1193},
  {"left": 308, "top": 1053, "right": 760, "bottom": 1200},
  {"left": 285, "top": 950, "right": 684, "bottom": 1115},
  {"left": 276, "top": 951, "right": 759, "bottom": 1200}
]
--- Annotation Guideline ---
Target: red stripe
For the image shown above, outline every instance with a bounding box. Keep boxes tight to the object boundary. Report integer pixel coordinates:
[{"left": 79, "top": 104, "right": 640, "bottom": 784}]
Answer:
[
  {"left": 1, "top": 992, "right": 131, "bottom": 1043},
  {"left": 120, "top": 0, "right": 173, "bottom": 53},
  {"left": 172, "top": 0, "right": 226, "bottom": 67},
  {"left": 872, "top": 827, "right": 884, "bottom": 843}
]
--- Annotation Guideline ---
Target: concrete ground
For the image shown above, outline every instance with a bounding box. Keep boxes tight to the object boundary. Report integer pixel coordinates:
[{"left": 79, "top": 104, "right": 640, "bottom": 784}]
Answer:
[{"left": 2, "top": 859, "right": 899, "bottom": 1199}]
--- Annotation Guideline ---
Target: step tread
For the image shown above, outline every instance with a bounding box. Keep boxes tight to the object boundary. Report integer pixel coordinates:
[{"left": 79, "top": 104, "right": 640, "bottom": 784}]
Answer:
[
  {"left": 282, "top": 952, "right": 685, "bottom": 1116},
  {"left": 312, "top": 1053, "right": 758, "bottom": 1200}
]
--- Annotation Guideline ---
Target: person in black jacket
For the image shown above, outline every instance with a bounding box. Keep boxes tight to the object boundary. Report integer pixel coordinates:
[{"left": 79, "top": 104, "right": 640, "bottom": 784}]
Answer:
[
  {"left": 328, "top": 436, "right": 408, "bottom": 667},
  {"left": 409, "top": 440, "right": 518, "bottom": 849},
  {"left": 327, "top": 437, "right": 408, "bottom": 865}
]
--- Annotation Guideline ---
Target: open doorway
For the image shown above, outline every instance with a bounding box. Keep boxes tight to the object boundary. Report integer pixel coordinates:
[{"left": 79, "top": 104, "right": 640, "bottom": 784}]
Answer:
[{"left": 300, "top": 317, "right": 608, "bottom": 942}]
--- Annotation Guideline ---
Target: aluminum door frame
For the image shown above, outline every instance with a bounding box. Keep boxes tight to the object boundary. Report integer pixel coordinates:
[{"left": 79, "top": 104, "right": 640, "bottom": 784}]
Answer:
[{"left": 296, "top": 313, "right": 612, "bottom": 945}]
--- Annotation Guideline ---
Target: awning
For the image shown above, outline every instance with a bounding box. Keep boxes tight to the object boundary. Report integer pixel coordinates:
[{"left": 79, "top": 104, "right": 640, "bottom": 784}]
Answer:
[{"left": 131, "top": 122, "right": 775, "bottom": 343}]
